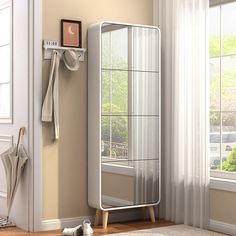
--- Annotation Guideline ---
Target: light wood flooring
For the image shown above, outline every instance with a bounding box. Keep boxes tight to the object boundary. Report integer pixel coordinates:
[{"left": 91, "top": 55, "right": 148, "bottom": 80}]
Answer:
[{"left": 0, "top": 219, "right": 174, "bottom": 236}]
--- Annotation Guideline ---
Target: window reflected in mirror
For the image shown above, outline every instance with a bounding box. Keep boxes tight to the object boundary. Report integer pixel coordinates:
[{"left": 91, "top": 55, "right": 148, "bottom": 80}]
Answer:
[
  {"left": 101, "top": 24, "right": 159, "bottom": 166},
  {"left": 0, "top": 0, "right": 12, "bottom": 122}
]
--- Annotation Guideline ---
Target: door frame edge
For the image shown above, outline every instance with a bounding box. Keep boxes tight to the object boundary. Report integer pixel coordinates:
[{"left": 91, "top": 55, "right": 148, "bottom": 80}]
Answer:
[{"left": 29, "top": 0, "right": 43, "bottom": 232}]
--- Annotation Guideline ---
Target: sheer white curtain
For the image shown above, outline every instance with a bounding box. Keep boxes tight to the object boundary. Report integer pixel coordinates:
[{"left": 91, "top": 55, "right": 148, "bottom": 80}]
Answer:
[
  {"left": 154, "top": 0, "right": 210, "bottom": 228},
  {"left": 129, "top": 27, "right": 159, "bottom": 204}
]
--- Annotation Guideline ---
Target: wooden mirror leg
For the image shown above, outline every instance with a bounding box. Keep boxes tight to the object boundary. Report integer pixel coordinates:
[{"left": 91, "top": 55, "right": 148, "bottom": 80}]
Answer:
[
  {"left": 102, "top": 211, "right": 109, "bottom": 229},
  {"left": 94, "top": 209, "right": 101, "bottom": 226},
  {"left": 148, "top": 206, "right": 156, "bottom": 223}
]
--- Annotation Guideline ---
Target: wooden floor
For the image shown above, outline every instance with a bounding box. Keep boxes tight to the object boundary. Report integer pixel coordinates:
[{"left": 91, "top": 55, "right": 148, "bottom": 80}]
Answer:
[{"left": 0, "top": 219, "right": 174, "bottom": 236}]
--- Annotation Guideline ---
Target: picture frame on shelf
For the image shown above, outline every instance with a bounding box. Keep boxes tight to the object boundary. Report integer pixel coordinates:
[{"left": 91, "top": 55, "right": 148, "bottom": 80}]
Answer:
[{"left": 61, "top": 19, "right": 82, "bottom": 48}]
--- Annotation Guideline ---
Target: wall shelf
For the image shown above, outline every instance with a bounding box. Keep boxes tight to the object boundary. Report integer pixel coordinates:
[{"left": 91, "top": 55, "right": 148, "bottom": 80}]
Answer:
[{"left": 43, "top": 44, "right": 86, "bottom": 61}]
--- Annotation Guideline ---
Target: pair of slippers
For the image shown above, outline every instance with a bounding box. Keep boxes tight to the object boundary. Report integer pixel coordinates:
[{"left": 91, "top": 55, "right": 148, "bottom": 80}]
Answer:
[{"left": 62, "top": 219, "right": 93, "bottom": 236}]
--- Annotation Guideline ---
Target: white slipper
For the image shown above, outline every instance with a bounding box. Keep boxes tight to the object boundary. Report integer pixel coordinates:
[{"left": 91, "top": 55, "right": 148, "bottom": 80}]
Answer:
[
  {"left": 62, "top": 224, "right": 83, "bottom": 236},
  {"left": 82, "top": 219, "right": 93, "bottom": 235}
]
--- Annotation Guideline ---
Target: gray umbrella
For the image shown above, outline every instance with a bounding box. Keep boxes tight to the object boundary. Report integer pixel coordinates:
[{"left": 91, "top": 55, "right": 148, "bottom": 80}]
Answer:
[{"left": 0, "top": 127, "right": 28, "bottom": 222}]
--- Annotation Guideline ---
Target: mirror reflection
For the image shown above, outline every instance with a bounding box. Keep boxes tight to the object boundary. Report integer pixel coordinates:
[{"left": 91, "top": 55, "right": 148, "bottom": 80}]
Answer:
[
  {"left": 101, "top": 23, "right": 160, "bottom": 208},
  {"left": 0, "top": 0, "right": 11, "bottom": 119}
]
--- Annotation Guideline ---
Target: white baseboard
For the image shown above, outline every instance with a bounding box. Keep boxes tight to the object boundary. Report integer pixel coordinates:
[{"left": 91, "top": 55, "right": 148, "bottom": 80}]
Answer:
[
  {"left": 41, "top": 215, "right": 93, "bottom": 231},
  {"left": 209, "top": 219, "right": 236, "bottom": 236},
  {"left": 41, "top": 209, "right": 144, "bottom": 231}
]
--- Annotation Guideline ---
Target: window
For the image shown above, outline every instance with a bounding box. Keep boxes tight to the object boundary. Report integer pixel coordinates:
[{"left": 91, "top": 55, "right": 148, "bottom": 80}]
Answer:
[
  {"left": 209, "top": 1, "right": 236, "bottom": 176},
  {"left": 0, "top": 0, "right": 12, "bottom": 123}
]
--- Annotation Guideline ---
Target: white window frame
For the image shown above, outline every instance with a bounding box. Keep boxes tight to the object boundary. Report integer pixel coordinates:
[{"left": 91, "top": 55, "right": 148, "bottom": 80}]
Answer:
[
  {"left": 0, "top": 0, "right": 12, "bottom": 123},
  {"left": 209, "top": 0, "right": 236, "bottom": 190}
]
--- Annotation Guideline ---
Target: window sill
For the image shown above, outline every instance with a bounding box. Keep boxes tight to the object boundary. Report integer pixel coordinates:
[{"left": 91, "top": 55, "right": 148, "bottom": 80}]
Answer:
[
  {"left": 210, "top": 177, "right": 236, "bottom": 192},
  {"left": 102, "top": 163, "right": 134, "bottom": 176},
  {"left": 211, "top": 170, "right": 236, "bottom": 180}
]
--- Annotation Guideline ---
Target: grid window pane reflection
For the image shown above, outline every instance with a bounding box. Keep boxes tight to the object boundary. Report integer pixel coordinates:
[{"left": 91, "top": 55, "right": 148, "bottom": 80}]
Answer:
[{"left": 0, "top": 3, "right": 11, "bottom": 120}]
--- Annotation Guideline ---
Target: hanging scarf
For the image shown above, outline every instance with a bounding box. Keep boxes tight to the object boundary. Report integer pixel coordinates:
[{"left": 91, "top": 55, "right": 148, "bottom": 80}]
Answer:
[{"left": 42, "top": 50, "right": 60, "bottom": 140}]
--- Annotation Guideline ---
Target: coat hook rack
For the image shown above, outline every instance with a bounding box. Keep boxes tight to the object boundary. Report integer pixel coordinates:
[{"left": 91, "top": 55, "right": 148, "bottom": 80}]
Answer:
[{"left": 43, "top": 41, "right": 86, "bottom": 61}]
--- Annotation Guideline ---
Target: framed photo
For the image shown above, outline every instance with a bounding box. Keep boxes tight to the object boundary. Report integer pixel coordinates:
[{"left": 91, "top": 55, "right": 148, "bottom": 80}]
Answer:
[{"left": 61, "top": 19, "right": 82, "bottom": 48}]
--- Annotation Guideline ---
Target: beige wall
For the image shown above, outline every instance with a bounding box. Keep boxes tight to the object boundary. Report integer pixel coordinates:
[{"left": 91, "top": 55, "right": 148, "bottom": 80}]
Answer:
[
  {"left": 210, "top": 189, "right": 236, "bottom": 225},
  {"left": 42, "top": 0, "right": 153, "bottom": 220}
]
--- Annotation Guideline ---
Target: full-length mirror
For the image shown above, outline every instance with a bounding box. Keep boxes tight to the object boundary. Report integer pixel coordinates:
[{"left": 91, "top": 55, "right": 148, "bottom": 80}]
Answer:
[{"left": 100, "top": 23, "right": 160, "bottom": 208}]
